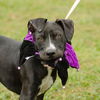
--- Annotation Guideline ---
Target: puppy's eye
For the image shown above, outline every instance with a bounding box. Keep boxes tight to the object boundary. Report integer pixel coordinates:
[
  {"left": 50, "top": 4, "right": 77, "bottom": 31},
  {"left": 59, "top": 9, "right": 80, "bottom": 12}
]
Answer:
[
  {"left": 58, "top": 34, "right": 62, "bottom": 37},
  {"left": 56, "top": 34, "right": 62, "bottom": 39},
  {"left": 37, "top": 37, "right": 43, "bottom": 41}
]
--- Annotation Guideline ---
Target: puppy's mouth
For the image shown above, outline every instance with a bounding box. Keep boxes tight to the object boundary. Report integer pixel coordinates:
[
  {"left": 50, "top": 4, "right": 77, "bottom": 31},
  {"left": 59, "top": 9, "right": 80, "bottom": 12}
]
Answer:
[
  {"left": 34, "top": 49, "right": 64, "bottom": 69},
  {"left": 40, "top": 55, "right": 63, "bottom": 69},
  {"left": 39, "top": 50, "right": 63, "bottom": 61}
]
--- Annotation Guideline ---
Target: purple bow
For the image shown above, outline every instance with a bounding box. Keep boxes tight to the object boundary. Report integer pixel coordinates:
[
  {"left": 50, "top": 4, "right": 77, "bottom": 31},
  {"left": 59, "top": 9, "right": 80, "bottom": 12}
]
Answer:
[
  {"left": 24, "top": 31, "right": 35, "bottom": 43},
  {"left": 64, "top": 43, "right": 80, "bottom": 69}
]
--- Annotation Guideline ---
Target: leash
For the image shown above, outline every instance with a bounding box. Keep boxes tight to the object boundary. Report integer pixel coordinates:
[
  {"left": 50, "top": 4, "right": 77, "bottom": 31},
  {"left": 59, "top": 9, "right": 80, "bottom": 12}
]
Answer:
[{"left": 65, "top": 0, "right": 80, "bottom": 19}]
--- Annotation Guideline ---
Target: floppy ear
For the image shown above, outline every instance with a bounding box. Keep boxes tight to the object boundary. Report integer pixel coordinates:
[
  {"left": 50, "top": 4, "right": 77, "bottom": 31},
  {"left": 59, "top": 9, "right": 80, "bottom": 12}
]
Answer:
[
  {"left": 28, "top": 18, "right": 47, "bottom": 33},
  {"left": 57, "top": 59, "right": 69, "bottom": 86},
  {"left": 56, "top": 19, "right": 74, "bottom": 42}
]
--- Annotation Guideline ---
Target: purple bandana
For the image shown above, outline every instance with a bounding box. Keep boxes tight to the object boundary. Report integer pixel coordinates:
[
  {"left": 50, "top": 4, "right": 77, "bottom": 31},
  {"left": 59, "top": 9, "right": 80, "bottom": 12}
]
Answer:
[
  {"left": 24, "top": 32, "right": 80, "bottom": 69},
  {"left": 64, "top": 43, "right": 80, "bottom": 69},
  {"left": 24, "top": 31, "right": 35, "bottom": 43}
]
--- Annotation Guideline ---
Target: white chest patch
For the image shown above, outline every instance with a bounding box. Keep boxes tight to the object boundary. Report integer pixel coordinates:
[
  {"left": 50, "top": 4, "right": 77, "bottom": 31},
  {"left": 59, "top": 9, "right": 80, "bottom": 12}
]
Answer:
[{"left": 38, "top": 67, "right": 53, "bottom": 96}]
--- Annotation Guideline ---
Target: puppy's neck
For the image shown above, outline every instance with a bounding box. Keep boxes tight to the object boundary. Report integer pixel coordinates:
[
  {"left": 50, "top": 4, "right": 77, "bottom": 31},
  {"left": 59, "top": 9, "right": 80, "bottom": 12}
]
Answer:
[{"left": 41, "top": 61, "right": 54, "bottom": 69}]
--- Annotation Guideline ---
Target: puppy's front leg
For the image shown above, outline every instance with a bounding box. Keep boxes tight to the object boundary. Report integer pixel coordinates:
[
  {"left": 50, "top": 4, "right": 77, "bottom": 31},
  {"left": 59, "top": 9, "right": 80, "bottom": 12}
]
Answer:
[
  {"left": 20, "top": 80, "right": 39, "bottom": 100},
  {"left": 37, "top": 94, "right": 44, "bottom": 100},
  {"left": 19, "top": 60, "right": 40, "bottom": 100}
]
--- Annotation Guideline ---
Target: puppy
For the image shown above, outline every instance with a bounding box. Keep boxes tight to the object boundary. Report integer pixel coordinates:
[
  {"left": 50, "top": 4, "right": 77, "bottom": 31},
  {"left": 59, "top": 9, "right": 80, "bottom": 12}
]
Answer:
[{"left": 0, "top": 18, "right": 74, "bottom": 100}]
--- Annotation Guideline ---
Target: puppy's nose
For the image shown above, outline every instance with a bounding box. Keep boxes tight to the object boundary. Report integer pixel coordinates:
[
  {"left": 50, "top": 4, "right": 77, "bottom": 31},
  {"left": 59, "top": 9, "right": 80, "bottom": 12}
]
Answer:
[{"left": 46, "top": 50, "right": 55, "bottom": 57}]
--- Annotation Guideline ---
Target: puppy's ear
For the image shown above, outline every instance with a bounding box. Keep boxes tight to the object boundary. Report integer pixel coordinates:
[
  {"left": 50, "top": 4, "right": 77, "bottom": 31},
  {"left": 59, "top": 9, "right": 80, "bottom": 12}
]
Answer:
[
  {"left": 28, "top": 18, "right": 47, "bottom": 33},
  {"left": 56, "top": 19, "right": 74, "bottom": 42},
  {"left": 57, "top": 60, "right": 69, "bottom": 86}
]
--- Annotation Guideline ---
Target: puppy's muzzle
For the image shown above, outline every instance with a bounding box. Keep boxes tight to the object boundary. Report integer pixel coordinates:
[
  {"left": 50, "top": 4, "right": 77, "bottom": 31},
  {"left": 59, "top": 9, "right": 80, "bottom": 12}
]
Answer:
[
  {"left": 45, "top": 42, "right": 56, "bottom": 58},
  {"left": 46, "top": 49, "right": 56, "bottom": 57}
]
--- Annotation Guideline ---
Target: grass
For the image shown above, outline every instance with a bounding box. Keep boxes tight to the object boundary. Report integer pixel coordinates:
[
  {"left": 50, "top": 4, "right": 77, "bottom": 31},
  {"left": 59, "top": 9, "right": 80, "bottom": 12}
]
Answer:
[{"left": 0, "top": 0, "right": 100, "bottom": 100}]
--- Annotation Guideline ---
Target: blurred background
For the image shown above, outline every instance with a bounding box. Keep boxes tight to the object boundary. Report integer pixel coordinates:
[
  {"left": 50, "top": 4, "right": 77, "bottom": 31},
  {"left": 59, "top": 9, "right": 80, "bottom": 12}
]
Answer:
[{"left": 0, "top": 0, "right": 100, "bottom": 100}]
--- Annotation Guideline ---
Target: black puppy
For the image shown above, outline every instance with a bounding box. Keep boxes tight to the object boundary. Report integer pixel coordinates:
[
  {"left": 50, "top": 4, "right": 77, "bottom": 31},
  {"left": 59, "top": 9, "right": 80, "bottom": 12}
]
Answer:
[{"left": 0, "top": 18, "right": 74, "bottom": 100}]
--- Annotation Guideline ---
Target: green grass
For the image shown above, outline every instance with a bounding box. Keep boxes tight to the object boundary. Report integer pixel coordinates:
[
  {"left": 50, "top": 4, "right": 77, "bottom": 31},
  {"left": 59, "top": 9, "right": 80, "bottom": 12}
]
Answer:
[{"left": 0, "top": 0, "right": 100, "bottom": 100}]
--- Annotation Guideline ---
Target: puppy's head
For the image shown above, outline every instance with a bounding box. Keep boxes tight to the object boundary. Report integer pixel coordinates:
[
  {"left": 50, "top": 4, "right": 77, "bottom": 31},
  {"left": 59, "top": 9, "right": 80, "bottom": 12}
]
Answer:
[{"left": 28, "top": 18, "right": 74, "bottom": 61}]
